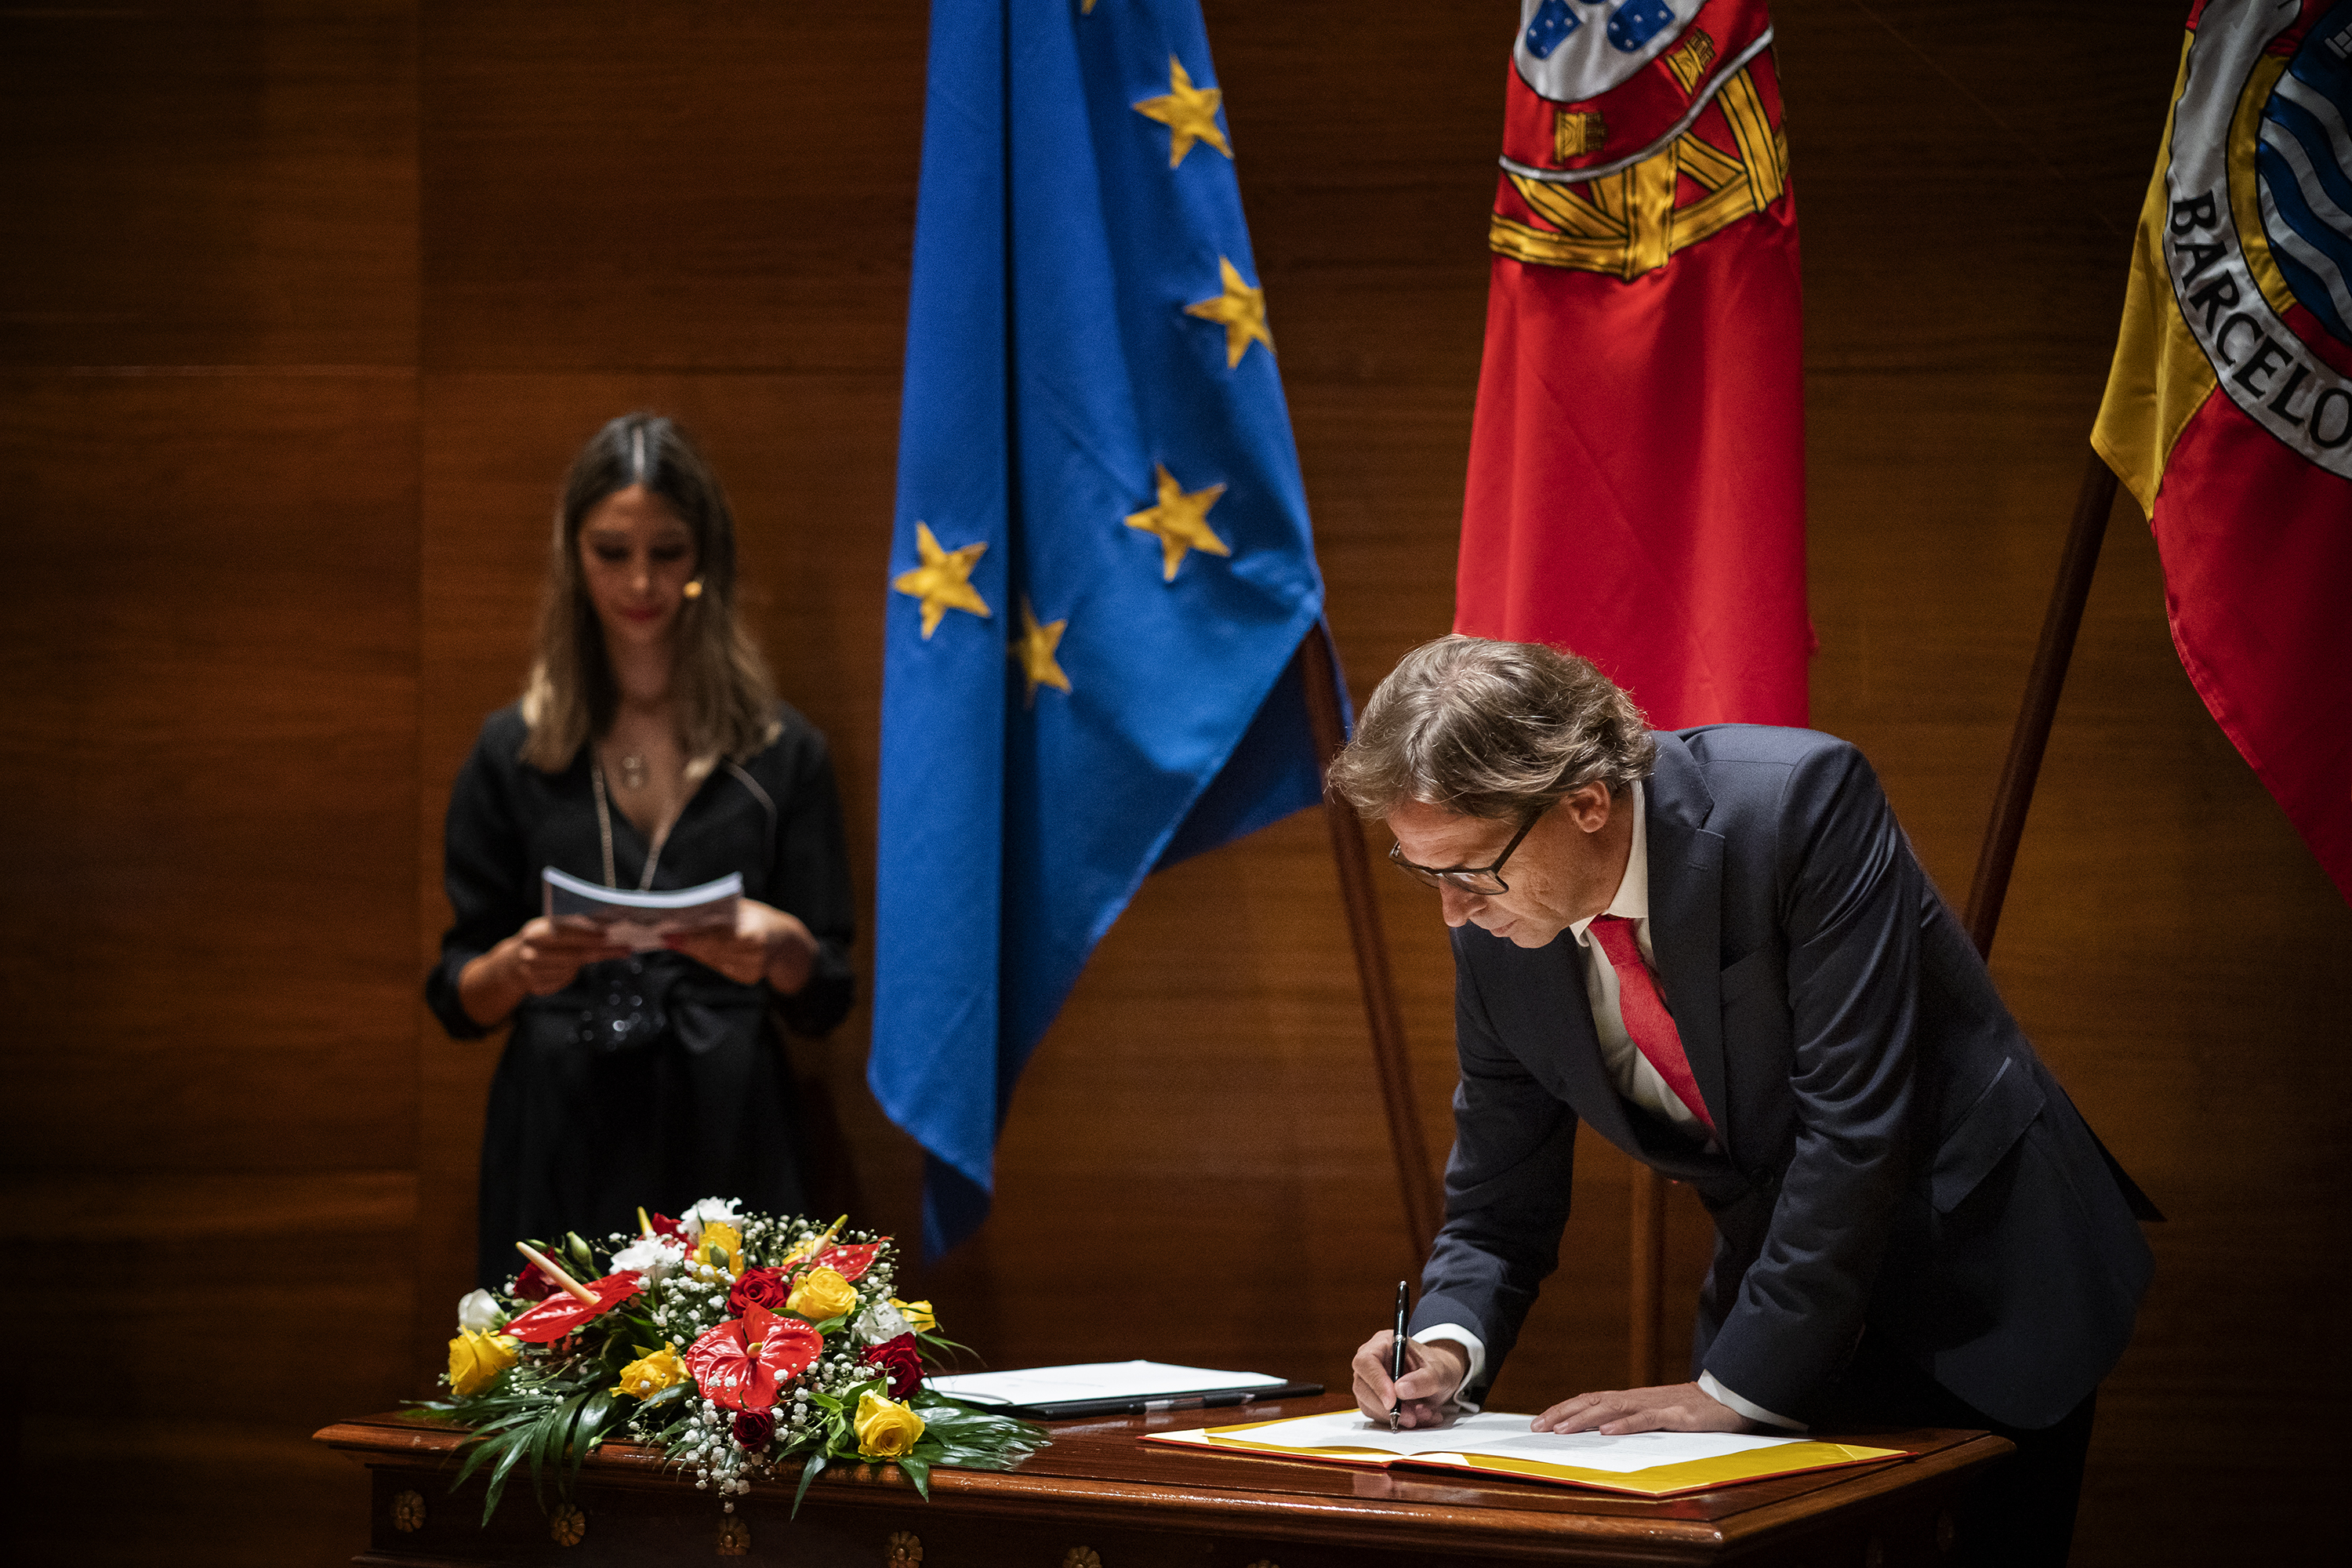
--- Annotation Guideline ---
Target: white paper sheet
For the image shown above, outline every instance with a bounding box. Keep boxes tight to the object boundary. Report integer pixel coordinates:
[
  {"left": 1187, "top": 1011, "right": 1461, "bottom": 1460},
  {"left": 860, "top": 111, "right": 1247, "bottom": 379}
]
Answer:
[
  {"left": 542, "top": 867, "right": 742, "bottom": 951},
  {"left": 1177, "top": 1409, "right": 1802, "bottom": 1474},
  {"left": 926, "top": 1361, "right": 1287, "bottom": 1407}
]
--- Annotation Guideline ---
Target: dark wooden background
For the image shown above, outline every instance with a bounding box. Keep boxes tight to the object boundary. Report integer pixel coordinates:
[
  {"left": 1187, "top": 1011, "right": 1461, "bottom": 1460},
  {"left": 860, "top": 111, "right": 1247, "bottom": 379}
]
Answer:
[{"left": 4, "top": 3, "right": 2345, "bottom": 1563}]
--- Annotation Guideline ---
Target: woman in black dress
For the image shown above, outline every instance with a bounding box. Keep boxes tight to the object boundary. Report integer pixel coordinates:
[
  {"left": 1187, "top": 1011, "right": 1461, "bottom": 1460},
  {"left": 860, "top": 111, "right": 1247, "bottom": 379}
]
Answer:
[{"left": 426, "top": 413, "right": 855, "bottom": 1288}]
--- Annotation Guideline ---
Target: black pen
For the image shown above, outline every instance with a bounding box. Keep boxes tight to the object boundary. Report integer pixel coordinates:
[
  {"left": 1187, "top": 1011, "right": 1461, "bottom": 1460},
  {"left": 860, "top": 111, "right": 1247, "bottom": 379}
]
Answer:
[{"left": 1388, "top": 1279, "right": 1409, "bottom": 1432}]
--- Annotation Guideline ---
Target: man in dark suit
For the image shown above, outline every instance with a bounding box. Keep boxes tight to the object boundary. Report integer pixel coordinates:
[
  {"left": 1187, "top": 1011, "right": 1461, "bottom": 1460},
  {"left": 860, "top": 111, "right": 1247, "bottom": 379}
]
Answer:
[{"left": 1334, "top": 637, "right": 2154, "bottom": 1566}]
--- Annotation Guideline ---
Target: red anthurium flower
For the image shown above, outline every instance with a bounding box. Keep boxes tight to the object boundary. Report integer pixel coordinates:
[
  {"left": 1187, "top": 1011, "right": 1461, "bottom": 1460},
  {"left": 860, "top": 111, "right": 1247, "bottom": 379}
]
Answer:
[
  {"left": 808, "top": 1240, "right": 884, "bottom": 1283},
  {"left": 648, "top": 1212, "right": 689, "bottom": 1243},
  {"left": 504, "top": 1273, "right": 644, "bottom": 1344},
  {"left": 685, "top": 1302, "right": 822, "bottom": 1414}
]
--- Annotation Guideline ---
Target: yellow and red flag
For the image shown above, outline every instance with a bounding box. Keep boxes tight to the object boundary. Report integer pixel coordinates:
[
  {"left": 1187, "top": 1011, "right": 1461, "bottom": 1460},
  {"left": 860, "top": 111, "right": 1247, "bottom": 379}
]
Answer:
[
  {"left": 1456, "top": 1, "right": 1809, "bottom": 727},
  {"left": 2094, "top": 0, "right": 2352, "bottom": 902}
]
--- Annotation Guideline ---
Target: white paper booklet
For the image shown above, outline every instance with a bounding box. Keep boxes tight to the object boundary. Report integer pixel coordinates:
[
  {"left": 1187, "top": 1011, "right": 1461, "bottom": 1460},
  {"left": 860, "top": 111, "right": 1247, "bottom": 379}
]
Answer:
[
  {"left": 541, "top": 868, "right": 742, "bottom": 952},
  {"left": 927, "top": 1361, "right": 1301, "bottom": 1416}
]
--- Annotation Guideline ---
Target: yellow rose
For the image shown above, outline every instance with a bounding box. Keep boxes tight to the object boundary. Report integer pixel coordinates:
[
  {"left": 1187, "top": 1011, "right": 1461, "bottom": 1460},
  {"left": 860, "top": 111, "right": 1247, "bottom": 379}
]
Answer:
[
  {"left": 447, "top": 1330, "right": 518, "bottom": 1398},
  {"left": 854, "top": 1390, "right": 927, "bottom": 1459},
  {"left": 891, "top": 1298, "right": 937, "bottom": 1333},
  {"left": 611, "top": 1342, "right": 685, "bottom": 1399},
  {"left": 786, "top": 1266, "right": 858, "bottom": 1322},
  {"left": 694, "top": 1220, "right": 744, "bottom": 1276}
]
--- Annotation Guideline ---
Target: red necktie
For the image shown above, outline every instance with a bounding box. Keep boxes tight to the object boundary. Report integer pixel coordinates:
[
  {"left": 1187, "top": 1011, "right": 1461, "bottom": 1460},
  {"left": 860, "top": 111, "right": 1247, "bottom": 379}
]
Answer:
[{"left": 1588, "top": 915, "right": 1715, "bottom": 1136}]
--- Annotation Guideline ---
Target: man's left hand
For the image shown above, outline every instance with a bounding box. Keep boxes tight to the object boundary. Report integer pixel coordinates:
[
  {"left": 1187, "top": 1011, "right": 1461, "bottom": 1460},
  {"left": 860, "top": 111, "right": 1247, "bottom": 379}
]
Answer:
[{"left": 1532, "top": 1381, "right": 1749, "bottom": 1436}]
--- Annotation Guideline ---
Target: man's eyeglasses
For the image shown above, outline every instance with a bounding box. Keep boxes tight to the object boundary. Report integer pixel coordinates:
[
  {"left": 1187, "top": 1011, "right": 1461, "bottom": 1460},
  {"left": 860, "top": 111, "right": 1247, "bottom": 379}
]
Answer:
[{"left": 1388, "top": 813, "right": 1540, "bottom": 896}]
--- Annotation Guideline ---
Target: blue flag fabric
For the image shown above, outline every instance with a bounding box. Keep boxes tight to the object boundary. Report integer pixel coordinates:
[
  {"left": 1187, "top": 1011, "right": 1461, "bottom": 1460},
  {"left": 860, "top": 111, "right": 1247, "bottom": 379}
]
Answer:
[{"left": 872, "top": 0, "right": 1334, "bottom": 1257}]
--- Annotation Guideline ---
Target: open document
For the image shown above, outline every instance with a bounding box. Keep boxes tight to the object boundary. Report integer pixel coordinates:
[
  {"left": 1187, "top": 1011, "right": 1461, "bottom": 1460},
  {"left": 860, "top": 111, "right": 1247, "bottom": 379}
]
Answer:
[
  {"left": 927, "top": 1361, "right": 1322, "bottom": 1419},
  {"left": 542, "top": 868, "right": 742, "bottom": 953},
  {"left": 1143, "top": 1408, "right": 1903, "bottom": 1497}
]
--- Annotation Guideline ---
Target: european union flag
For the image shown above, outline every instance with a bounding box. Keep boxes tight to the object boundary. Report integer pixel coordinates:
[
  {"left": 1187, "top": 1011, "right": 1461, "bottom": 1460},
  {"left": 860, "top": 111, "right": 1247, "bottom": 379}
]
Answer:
[{"left": 872, "top": 0, "right": 1334, "bottom": 1256}]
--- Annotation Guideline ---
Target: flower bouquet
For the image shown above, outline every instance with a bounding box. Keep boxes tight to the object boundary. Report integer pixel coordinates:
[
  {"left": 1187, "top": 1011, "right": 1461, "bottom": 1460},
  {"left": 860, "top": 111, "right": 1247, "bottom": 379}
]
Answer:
[{"left": 414, "top": 1198, "right": 1047, "bottom": 1523}]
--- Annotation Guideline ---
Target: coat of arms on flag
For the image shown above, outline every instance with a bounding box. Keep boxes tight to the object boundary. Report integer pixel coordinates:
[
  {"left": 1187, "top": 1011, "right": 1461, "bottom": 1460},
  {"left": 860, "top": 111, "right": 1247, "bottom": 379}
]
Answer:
[{"left": 1493, "top": 0, "right": 1788, "bottom": 281}]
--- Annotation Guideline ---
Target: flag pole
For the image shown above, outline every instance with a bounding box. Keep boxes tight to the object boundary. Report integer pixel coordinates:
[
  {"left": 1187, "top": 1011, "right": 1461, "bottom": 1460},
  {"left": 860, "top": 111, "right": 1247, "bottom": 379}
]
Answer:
[
  {"left": 1964, "top": 449, "right": 2122, "bottom": 960},
  {"left": 1298, "top": 621, "right": 1443, "bottom": 1259}
]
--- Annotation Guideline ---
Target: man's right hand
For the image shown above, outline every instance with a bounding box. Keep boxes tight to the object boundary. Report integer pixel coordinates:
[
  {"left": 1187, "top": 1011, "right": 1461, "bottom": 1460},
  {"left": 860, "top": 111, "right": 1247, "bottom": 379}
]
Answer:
[{"left": 1350, "top": 1330, "right": 1468, "bottom": 1430}]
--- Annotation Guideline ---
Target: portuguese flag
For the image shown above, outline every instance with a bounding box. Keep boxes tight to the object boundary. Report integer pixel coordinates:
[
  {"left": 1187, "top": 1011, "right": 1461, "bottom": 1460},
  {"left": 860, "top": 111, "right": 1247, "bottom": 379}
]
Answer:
[{"left": 1455, "top": 0, "right": 1809, "bottom": 728}]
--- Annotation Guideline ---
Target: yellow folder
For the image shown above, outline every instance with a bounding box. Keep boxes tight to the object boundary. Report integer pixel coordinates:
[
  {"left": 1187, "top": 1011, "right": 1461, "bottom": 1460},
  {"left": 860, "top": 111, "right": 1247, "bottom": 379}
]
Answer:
[{"left": 1142, "top": 1411, "right": 1903, "bottom": 1498}]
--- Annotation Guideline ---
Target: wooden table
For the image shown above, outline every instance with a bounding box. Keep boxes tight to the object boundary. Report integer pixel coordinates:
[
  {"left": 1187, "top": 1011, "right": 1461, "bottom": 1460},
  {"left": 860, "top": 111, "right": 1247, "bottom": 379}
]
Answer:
[{"left": 314, "top": 1395, "right": 2010, "bottom": 1566}]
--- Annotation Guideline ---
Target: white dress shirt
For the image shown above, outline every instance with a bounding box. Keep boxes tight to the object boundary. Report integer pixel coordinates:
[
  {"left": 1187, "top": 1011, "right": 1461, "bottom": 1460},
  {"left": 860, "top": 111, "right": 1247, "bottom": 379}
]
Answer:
[{"left": 1414, "top": 783, "right": 1803, "bottom": 1431}]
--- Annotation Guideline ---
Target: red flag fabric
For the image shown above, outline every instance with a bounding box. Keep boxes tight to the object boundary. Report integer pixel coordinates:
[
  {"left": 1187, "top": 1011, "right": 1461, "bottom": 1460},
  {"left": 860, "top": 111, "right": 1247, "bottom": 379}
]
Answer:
[
  {"left": 2092, "top": 0, "right": 2352, "bottom": 904},
  {"left": 1456, "top": 1, "right": 1809, "bottom": 728}
]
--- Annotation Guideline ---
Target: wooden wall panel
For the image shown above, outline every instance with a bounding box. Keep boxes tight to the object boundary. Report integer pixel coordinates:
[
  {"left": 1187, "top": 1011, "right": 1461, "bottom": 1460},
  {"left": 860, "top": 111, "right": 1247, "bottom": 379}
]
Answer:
[
  {"left": 1, "top": 1173, "right": 416, "bottom": 1565},
  {"left": 419, "top": 2, "right": 925, "bottom": 372},
  {"left": 0, "top": 374, "right": 421, "bottom": 1174},
  {"left": 0, "top": 6, "right": 423, "bottom": 1566},
  {"left": 0, "top": 373, "right": 423, "bottom": 1562},
  {"left": 0, "top": 2, "right": 417, "bottom": 367}
]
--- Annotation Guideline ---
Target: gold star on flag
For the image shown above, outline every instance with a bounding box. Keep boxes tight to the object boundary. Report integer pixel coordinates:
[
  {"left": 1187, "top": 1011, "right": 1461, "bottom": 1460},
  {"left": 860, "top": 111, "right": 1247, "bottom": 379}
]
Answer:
[
  {"left": 1123, "top": 463, "right": 1230, "bottom": 582},
  {"left": 891, "top": 521, "right": 991, "bottom": 638},
  {"left": 1185, "top": 256, "right": 1273, "bottom": 368},
  {"left": 1011, "top": 597, "right": 1071, "bottom": 703},
  {"left": 1132, "top": 56, "right": 1231, "bottom": 169}
]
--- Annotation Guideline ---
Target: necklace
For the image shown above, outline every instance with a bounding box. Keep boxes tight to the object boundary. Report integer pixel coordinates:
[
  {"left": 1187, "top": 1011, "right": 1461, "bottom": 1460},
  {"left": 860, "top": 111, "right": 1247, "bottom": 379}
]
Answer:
[
  {"left": 593, "top": 761, "right": 673, "bottom": 892},
  {"left": 618, "top": 752, "right": 649, "bottom": 789}
]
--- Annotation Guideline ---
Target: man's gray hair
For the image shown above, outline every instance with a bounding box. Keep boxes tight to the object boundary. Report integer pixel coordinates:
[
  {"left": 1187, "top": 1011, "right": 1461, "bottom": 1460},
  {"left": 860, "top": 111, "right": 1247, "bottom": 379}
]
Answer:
[{"left": 1327, "top": 636, "right": 1657, "bottom": 821}]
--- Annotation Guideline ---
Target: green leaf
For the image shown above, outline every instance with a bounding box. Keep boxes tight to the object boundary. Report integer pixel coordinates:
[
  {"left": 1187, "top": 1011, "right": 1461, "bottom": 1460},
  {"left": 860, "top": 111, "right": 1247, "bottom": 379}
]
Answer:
[
  {"left": 790, "top": 1453, "right": 828, "bottom": 1518},
  {"left": 896, "top": 1456, "right": 931, "bottom": 1500},
  {"left": 572, "top": 1392, "right": 613, "bottom": 1476},
  {"left": 482, "top": 1428, "right": 536, "bottom": 1525}
]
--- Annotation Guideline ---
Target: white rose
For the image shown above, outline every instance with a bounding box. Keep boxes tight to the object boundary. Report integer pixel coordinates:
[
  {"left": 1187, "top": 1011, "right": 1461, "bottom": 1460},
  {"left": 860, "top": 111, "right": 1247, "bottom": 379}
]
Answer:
[
  {"left": 688, "top": 1196, "right": 743, "bottom": 1227},
  {"left": 853, "top": 1301, "right": 911, "bottom": 1345},
  {"left": 456, "top": 1288, "right": 506, "bottom": 1333},
  {"left": 612, "top": 1235, "right": 683, "bottom": 1283}
]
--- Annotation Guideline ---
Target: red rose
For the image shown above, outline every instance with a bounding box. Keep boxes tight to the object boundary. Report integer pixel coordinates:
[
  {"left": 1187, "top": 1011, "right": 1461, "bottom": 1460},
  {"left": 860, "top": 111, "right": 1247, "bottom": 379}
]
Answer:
[
  {"left": 861, "top": 1333, "right": 924, "bottom": 1400},
  {"left": 732, "top": 1411, "right": 775, "bottom": 1450},
  {"left": 513, "top": 1267, "right": 554, "bottom": 1302},
  {"left": 728, "top": 1266, "right": 793, "bottom": 1317}
]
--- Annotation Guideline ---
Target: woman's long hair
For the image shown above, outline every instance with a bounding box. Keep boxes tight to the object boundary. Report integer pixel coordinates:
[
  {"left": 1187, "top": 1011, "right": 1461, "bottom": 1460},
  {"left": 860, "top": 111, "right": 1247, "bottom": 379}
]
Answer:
[{"left": 518, "top": 413, "right": 782, "bottom": 774}]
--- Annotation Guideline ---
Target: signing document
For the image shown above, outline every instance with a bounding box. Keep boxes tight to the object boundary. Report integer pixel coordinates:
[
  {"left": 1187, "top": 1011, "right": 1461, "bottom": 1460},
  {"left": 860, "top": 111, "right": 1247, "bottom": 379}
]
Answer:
[{"left": 1145, "top": 1409, "right": 1900, "bottom": 1497}]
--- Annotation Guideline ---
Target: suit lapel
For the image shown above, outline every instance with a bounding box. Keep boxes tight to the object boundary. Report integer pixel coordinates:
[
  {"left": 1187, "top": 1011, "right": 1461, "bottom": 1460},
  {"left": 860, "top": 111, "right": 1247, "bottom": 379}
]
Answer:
[
  {"left": 1642, "top": 736, "right": 1733, "bottom": 1163},
  {"left": 1476, "top": 931, "right": 1644, "bottom": 1156}
]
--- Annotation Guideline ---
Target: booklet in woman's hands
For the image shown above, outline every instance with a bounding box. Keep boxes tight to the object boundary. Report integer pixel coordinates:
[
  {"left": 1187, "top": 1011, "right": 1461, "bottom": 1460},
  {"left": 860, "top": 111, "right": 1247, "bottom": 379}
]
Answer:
[{"left": 542, "top": 868, "right": 742, "bottom": 952}]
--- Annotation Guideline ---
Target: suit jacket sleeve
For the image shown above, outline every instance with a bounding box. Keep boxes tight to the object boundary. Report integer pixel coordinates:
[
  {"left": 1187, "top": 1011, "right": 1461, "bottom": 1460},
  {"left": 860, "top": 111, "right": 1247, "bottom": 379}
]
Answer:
[
  {"left": 1697, "top": 742, "right": 1923, "bottom": 1418},
  {"left": 1410, "top": 939, "right": 1581, "bottom": 1402}
]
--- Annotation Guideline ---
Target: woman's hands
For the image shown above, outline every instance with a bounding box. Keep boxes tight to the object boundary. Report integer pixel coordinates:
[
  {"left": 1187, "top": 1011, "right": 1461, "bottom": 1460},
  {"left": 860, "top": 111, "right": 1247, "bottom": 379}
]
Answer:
[
  {"left": 459, "top": 917, "right": 629, "bottom": 1028},
  {"left": 457, "top": 902, "right": 821, "bottom": 1029},
  {"left": 666, "top": 898, "right": 819, "bottom": 994}
]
